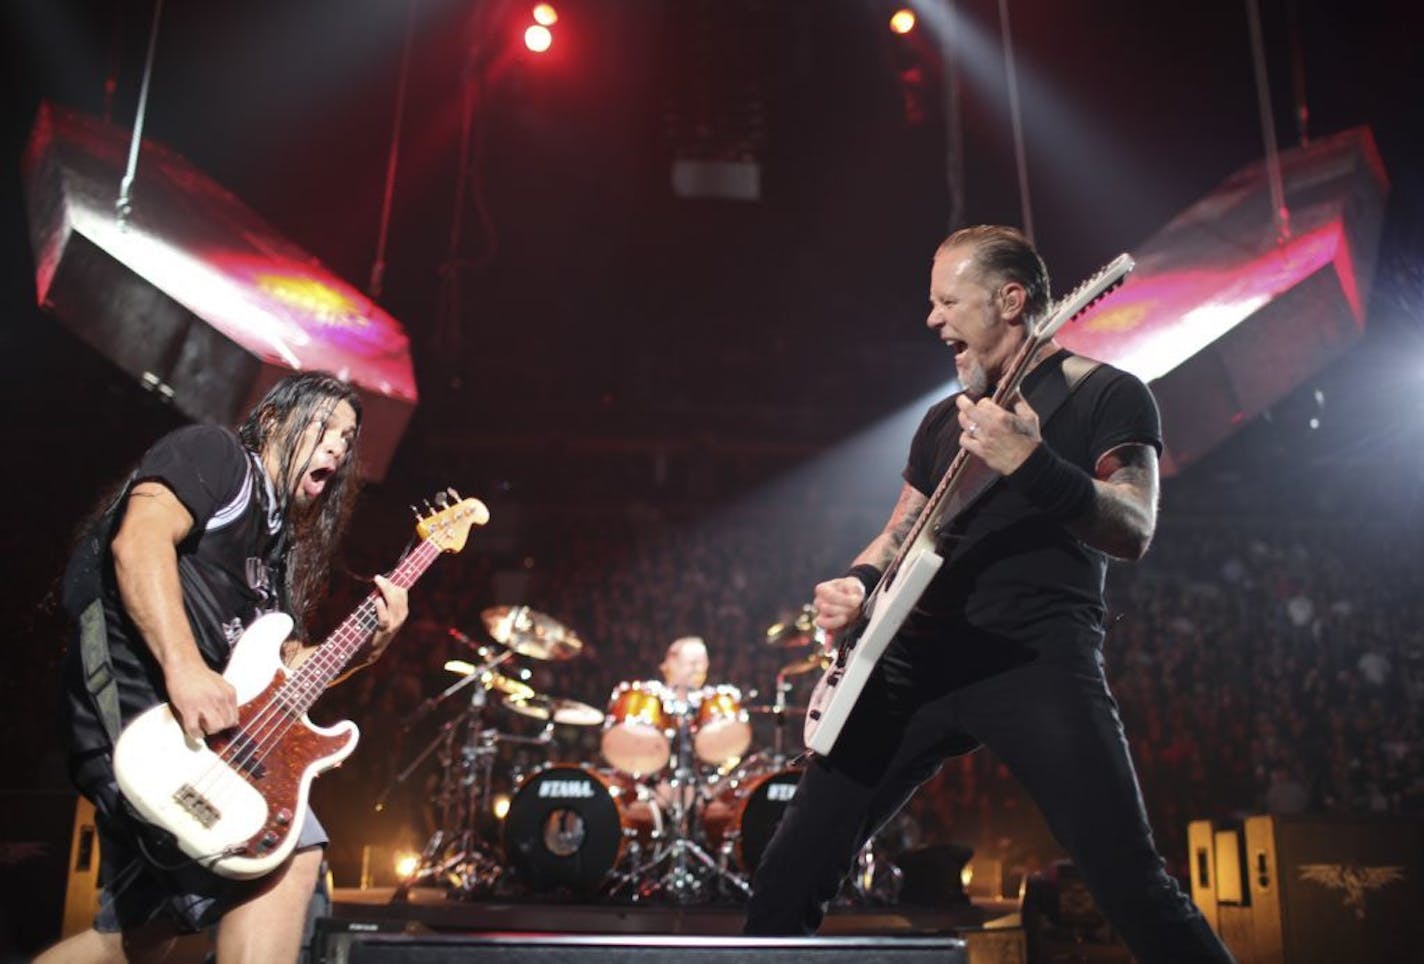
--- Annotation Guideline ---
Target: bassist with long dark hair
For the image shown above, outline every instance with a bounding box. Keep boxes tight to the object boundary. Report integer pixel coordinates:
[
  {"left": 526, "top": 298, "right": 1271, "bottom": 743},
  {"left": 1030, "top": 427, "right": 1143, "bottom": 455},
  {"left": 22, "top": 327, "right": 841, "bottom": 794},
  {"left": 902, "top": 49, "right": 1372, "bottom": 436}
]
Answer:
[{"left": 42, "top": 372, "right": 408, "bottom": 963}]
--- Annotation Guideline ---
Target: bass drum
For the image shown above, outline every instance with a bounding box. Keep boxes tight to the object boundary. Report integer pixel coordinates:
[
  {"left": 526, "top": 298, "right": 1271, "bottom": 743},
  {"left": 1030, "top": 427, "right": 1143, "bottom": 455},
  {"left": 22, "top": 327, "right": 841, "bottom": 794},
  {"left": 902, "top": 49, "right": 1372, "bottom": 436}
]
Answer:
[
  {"left": 503, "top": 765, "right": 660, "bottom": 895},
  {"left": 702, "top": 760, "right": 803, "bottom": 874}
]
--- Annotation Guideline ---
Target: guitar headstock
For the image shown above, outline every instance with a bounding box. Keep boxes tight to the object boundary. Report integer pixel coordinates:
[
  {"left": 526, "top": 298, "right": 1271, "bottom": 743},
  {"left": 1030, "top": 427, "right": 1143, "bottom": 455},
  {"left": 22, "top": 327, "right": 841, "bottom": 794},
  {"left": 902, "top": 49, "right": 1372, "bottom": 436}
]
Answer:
[
  {"left": 1033, "top": 252, "right": 1135, "bottom": 341},
  {"left": 415, "top": 488, "right": 491, "bottom": 553}
]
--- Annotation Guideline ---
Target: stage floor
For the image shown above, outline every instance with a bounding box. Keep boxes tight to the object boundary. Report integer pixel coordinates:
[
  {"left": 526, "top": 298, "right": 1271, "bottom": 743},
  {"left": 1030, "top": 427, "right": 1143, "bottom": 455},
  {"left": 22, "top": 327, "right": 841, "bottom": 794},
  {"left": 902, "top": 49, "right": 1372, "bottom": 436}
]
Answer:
[{"left": 328, "top": 886, "right": 1024, "bottom": 939}]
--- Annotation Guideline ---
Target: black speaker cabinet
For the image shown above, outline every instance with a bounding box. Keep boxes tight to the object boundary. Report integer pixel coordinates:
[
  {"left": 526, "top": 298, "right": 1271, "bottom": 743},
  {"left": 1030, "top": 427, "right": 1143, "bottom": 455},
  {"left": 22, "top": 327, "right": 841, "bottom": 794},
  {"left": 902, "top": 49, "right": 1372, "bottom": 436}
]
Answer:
[
  {"left": 345, "top": 934, "right": 967, "bottom": 964},
  {"left": 1188, "top": 814, "right": 1423, "bottom": 964}
]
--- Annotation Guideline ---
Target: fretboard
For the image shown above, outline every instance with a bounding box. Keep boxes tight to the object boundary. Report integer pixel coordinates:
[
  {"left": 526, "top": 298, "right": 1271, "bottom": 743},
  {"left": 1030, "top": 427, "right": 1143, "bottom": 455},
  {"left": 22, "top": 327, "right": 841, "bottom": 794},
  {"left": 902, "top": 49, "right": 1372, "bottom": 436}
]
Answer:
[{"left": 282, "top": 538, "right": 441, "bottom": 711}]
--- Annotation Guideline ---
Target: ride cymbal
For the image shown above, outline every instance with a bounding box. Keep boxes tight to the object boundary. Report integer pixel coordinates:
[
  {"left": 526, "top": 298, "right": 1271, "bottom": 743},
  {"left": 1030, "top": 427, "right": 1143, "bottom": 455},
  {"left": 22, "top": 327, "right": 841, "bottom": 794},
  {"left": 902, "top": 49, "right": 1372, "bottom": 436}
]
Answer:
[
  {"left": 779, "top": 651, "right": 831, "bottom": 677},
  {"left": 764, "top": 604, "right": 817, "bottom": 648},
  {"left": 481, "top": 605, "right": 584, "bottom": 661}
]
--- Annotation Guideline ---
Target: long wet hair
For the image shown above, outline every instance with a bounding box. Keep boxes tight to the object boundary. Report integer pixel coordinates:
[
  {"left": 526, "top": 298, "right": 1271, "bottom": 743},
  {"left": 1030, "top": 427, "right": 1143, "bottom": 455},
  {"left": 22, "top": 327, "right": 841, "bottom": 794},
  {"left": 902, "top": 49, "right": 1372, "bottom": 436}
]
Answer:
[{"left": 238, "top": 372, "right": 363, "bottom": 634}]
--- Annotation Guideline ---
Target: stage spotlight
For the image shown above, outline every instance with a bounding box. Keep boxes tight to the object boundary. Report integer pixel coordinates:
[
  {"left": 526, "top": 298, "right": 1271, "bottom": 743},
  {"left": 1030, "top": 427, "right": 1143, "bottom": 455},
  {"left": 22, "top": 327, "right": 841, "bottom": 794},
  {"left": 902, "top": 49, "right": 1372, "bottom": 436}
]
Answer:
[
  {"left": 524, "top": 23, "right": 552, "bottom": 53},
  {"left": 890, "top": 8, "right": 917, "bottom": 35},
  {"left": 492, "top": 793, "right": 512, "bottom": 820},
  {"left": 532, "top": 3, "right": 558, "bottom": 27},
  {"left": 393, "top": 851, "right": 420, "bottom": 879}
]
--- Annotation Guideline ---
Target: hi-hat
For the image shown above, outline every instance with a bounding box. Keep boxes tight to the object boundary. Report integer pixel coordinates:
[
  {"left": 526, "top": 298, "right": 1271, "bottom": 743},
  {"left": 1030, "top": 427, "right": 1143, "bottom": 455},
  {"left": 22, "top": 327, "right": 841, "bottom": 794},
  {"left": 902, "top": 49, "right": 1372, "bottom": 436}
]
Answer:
[
  {"left": 504, "top": 694, "right": 604, "bottom": 727},
  {"left": 481, "top": 605, "right": 584, "bottom": 661},
  {"left": 765, "top": 604, "right": 817, "bottom": 648},
  {"left": 442, "top": 659, "right": 535, "bottom": 701},
  {"left": 779, "top": 651, "right": 831, "bottom": 677}
]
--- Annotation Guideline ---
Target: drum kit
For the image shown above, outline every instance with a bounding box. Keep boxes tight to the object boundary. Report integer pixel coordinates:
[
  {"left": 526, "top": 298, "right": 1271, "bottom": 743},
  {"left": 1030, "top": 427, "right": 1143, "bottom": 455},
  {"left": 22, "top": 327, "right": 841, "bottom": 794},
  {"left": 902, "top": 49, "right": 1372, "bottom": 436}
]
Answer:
[{"left": 385, "top": 603, "right": 901, "bottom": 905}]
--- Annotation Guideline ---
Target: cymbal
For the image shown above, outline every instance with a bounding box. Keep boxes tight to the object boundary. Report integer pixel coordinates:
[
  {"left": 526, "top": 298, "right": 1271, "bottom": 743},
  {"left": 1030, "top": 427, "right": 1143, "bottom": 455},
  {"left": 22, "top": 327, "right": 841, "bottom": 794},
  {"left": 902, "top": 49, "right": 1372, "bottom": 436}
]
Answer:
[
  {"left": 504, "top": 694, "right": 605, "bottom": 727},
  {"left": 745, "top": 704, "right": 809, "bottom": 716},
  {"left": 779, "top": 651, "right": 831, "bottom": 677},
  {"left": 765, "top": 605, "right": 817, "bottom": 648},
  {"left": 481, "top": 605, "right": 584, "bottom": 661},
  {"left": 442, "top": 659, "right": 536, "bottom": 701}
]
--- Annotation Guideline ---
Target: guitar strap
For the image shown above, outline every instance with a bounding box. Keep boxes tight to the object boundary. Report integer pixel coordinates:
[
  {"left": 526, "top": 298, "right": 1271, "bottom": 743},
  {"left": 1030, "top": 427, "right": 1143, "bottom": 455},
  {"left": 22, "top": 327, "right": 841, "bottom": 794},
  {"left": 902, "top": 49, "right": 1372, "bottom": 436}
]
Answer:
[
  {"left": 78, "top": 598, "right": 123, "bottom": 745},
  {"left": 932, "top": 352, "right": 1103, "bottom": 539}
]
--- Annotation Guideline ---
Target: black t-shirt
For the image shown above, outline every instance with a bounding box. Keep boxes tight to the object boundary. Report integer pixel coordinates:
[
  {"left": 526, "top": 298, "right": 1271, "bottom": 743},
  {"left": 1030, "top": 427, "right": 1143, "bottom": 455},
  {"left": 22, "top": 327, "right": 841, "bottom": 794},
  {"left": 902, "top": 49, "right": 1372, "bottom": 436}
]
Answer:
[
  {"left": 62, "top": 425, "right": 289, "bottom": 763},
  {"left": 894, "top": 350, "right": 1162, "bottom": 664}
]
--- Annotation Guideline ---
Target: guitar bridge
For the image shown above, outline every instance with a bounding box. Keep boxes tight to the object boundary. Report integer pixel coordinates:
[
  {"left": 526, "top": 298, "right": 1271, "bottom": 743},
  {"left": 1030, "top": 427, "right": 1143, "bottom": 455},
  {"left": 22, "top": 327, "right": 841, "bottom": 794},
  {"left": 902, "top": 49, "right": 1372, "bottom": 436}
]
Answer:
[{"left": 174, "top": 783, "right": 221, "bottom": 829}]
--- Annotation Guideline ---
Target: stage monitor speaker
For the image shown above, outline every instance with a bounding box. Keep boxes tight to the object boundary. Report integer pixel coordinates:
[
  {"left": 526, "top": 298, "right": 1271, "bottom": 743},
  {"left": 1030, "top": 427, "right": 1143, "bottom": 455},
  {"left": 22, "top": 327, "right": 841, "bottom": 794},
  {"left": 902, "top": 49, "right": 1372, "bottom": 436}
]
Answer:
[
  {"left": 61, "top": 795, "right": 102, "bottom": 939},
  {"left": 1187, "top": 819, "right": 1219, "bottom": 932},
  {"left": 1188, "top": 814, "right": 1424, "bottom": 964},
  {"left": 23, "top": 102, "right": 418, "bottom": 481},
  {"left": 344, "top": 934, "right": 966, "bottom": 964}
]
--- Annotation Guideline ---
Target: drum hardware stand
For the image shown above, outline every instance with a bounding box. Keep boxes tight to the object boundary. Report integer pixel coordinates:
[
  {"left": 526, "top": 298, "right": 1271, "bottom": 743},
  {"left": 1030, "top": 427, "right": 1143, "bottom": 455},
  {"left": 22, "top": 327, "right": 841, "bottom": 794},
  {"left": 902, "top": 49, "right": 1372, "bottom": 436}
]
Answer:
[
  {"left": 386, "top": 650, "right": 552, "bottom": 902},
  {"left": 630, "top": 698, "right": 752, "bottom": 903},
  {"left": 766, "top": 670, "right": 797, "bottom": 768},
  {"left": 841, "top": 839, "right": 904, "bottom": 905}
]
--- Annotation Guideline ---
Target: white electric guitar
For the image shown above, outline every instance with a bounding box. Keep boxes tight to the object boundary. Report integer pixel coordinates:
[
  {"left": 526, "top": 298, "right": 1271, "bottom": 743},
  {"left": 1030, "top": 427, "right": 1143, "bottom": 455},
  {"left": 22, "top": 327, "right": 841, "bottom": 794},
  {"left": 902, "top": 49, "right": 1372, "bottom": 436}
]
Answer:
[
  {"left": 113, "top": 491, "right": 489, "bottom": 880},
  {"left": 804, "top": 255, "right": 1135, "bottom": 755}
]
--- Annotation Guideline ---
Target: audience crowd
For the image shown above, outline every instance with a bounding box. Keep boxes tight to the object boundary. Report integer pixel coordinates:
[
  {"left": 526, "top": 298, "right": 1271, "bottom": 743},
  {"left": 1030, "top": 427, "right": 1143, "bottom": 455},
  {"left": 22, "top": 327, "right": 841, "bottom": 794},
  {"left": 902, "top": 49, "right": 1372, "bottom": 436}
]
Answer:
[{"left": 306, "top": 490, "right": 1424, "bottom": 889}]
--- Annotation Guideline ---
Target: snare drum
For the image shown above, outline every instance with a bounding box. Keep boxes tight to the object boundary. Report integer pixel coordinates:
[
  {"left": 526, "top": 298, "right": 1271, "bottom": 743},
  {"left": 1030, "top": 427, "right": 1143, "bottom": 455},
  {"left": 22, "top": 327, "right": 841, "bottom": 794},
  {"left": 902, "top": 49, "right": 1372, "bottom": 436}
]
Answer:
[
  {"left": 692, "top": 684, "right": 752, "bottom": 765},
  {"left": 702, "top": 760, "right": 803, "bottom": 874},
  {"left": 503, "top": 765, "right": 661, "bottom": 895},
  {"left": 601, "top": 680, "right": 671, "bottom": 775}
]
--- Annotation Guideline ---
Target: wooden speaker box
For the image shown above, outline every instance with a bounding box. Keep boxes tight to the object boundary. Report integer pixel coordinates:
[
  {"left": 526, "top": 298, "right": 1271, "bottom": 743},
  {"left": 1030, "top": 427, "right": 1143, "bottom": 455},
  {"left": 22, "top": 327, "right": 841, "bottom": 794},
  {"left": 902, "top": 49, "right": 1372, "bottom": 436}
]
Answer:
[{"left": 1188, "top": 815, "right": 1423, "bottom": 964}]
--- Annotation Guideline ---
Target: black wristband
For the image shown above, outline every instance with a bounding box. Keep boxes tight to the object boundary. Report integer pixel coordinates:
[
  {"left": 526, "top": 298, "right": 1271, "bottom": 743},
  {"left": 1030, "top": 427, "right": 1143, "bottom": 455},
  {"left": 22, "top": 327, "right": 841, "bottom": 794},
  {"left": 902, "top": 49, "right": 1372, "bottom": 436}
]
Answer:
[
  {"left": 843, "top": 563, "right": 883, "bottom": 597},
  {"left": 1006, "top": 443, "right": 1097, "bottom": 522}
]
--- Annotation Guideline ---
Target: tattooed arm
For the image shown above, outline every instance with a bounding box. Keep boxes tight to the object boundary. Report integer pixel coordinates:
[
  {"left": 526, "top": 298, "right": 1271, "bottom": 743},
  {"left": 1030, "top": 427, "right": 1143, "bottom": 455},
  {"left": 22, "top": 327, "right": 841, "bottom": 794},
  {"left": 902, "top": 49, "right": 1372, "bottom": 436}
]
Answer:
[
  {"left": 1066, "top": 442, "right": 1160, "bottom": 560},
  {"left": 812, "top": 482, "right": 928, "bottom": 631}
]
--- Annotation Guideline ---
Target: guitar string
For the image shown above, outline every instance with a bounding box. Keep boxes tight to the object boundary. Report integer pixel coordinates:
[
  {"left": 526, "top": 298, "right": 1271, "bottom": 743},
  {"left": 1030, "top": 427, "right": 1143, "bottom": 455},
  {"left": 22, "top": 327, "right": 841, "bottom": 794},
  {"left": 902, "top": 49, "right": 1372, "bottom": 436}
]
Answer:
[
  {"left": 816, "top": 272, "right": 1123, "bottom": 731},
  {"left": 209, "top": 539, "right": 434, "bottom": 784},
  {"left": 184, "top": 539, "right": 434, "bottom": 840},
  {"left": 180, "top": 534, "right": 442, "bottom": 849},
  {"left": 863, "top": 268, "right": 1120, "bottom": 599}
]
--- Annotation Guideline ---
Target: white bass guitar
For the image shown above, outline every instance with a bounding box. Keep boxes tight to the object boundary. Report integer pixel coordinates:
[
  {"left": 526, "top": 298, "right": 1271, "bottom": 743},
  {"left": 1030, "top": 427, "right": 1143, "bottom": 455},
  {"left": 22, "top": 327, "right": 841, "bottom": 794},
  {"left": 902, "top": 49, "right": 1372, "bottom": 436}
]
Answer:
[{"left": 113, "top": 491, "right": 488, "bottom": 879}]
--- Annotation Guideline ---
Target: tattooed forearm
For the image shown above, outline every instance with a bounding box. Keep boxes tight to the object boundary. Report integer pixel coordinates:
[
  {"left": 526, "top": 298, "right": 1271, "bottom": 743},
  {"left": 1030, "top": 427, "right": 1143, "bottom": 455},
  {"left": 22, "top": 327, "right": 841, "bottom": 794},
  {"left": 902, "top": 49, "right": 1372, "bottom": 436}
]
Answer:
[
  {"left": 853, "top": 483, "right": 928, "bottom": 570},
  {"left": 1067, "top": 443, "right": 1159, "bottom": 560}
]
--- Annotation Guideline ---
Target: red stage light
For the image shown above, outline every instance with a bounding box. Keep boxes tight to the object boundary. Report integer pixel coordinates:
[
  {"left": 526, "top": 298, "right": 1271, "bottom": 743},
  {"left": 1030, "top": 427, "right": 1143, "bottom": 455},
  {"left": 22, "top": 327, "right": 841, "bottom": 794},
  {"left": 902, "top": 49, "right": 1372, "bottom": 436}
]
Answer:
[
  {"left": 532, "top": 3, "right": 558, "bottom": 27},
  {"left": 524, "top": 24, "right": 552, "bottom": 53}
]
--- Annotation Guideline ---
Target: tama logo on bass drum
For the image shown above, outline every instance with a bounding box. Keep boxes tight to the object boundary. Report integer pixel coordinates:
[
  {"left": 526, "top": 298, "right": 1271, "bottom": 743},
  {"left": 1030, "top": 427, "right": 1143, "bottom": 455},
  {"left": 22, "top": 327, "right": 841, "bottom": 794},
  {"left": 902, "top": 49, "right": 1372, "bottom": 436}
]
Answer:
[{"left": 538, "top": 779, "right": 596, "bottom": 799}]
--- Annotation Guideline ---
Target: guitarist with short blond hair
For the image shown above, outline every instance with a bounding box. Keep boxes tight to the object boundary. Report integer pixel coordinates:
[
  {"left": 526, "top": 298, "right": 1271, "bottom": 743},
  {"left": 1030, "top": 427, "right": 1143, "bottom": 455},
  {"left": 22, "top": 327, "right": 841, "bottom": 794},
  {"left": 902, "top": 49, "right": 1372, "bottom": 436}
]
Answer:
[
  {"left": 745, "top": 227, "right": 1233, "bottom": 963},
  {"left": 42, "top": 371, "right": 408, "bottom": 963}
]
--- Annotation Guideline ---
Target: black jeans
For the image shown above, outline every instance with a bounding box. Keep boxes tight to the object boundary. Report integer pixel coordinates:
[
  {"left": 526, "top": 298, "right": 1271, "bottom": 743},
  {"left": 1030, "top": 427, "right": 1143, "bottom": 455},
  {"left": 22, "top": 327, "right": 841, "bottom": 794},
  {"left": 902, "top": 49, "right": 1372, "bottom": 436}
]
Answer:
[{"left": 744, "top": 641, "right": 1234, "bottom": 964}]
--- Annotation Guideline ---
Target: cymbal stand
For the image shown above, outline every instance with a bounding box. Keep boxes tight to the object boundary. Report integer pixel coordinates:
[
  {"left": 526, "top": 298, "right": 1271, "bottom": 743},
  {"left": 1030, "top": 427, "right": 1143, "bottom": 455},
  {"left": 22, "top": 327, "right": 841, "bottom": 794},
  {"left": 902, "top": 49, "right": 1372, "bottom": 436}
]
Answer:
[
  {"left": 841, "top": 838, "right": 903, "bottom": 906},
  {"left": 391, "top": 652, "right": 550, "bottom": 901},
  {"left": 629, "top": 696, "right": 751, "bottom": 903},
  {"left": 767, "top": 669, "right": 796, "bottom": 768}
]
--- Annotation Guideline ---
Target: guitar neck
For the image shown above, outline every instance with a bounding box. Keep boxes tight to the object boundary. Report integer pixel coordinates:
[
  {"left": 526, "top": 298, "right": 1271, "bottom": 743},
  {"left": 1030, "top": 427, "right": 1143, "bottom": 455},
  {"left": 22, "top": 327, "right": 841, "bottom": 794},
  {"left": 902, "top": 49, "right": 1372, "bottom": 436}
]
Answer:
[
  {"left": 285, "top": 538, "right": 441, "bottom": 708},
  {"left": 871, "top": 253, "right": 1133, "bottom": 598},
  {"left": 878, "top": 333, "right": 1052, "bottom": 589}
]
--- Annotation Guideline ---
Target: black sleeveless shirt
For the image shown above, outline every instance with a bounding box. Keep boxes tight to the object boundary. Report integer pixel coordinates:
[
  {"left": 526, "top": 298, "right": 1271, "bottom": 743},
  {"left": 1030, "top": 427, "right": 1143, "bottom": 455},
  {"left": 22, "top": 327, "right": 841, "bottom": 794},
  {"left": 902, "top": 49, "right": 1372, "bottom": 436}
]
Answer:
[{"left": 61, "top": 425, "right": 289, "bottom": 765}]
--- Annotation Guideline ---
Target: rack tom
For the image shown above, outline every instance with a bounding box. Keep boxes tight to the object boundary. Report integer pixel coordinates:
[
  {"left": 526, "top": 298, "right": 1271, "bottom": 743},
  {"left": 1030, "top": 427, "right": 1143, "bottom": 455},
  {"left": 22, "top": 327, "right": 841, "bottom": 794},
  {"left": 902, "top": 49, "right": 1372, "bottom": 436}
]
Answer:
[{"left": 601, "top": 680, "right": 672, "bottom": 775}]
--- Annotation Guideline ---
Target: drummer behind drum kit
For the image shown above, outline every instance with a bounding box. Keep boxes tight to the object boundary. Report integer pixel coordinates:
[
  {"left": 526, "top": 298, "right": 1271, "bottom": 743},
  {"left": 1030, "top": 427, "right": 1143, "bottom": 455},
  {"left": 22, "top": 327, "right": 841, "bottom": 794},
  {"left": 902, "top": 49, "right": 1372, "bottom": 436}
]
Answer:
[{"left": 386, "top": 603, "right": 901, "bottom": 904}]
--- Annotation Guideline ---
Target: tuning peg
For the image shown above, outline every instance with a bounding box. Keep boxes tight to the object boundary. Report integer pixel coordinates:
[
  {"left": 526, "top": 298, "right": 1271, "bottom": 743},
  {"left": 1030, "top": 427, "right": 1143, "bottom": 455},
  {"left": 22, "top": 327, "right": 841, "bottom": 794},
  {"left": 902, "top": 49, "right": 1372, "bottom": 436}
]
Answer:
[
  {"left": 410, "top": 504, "right": 422, "bottom": 521},
  {"left": 435, "top": 491, "right": 450, "bottom": 508},
  {"left": 446, "top": 486, "right": 461, "bottom": 502},
  {"left": 422, "top": 498, "right": 435, "bottom": 513}
]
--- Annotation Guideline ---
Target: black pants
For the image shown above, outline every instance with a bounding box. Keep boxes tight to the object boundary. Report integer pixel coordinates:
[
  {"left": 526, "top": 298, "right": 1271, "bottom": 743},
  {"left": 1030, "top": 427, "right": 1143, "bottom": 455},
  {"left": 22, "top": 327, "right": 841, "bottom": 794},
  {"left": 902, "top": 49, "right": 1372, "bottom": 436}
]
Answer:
[{"left": 744, "top": 641, "right": 1234, "bottom": 964}]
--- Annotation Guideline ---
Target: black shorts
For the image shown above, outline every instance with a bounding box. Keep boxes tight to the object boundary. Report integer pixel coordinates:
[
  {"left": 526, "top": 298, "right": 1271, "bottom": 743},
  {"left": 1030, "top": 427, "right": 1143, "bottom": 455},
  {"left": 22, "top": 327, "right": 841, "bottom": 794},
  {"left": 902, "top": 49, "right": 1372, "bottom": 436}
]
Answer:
[{"left": 80, "top": 756, "right": 328, "bottom": 934}]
